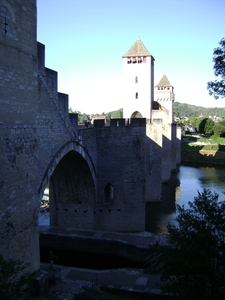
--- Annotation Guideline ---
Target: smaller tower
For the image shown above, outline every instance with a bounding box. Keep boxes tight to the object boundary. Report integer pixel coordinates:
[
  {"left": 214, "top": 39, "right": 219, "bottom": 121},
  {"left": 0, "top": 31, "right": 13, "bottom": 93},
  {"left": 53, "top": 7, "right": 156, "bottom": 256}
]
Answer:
[{"left": 154, "top": 75, "right": 175, "bottom": 124}]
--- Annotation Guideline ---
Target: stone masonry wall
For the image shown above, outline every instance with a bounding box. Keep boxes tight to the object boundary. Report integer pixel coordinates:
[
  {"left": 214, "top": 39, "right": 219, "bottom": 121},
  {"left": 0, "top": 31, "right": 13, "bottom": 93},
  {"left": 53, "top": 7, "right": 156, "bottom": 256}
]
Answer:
[
  {"left": 0, "top": 0, "right": 40, "bottom": 272},
  {"left": 50, "top": 119, "right": 148, "bottom": 232},
  {"left": 145, "top": 121, "right": 162, "bottom": 202},
  {"left": 94, "top": 118, "right": 146, "bottom": 232}
]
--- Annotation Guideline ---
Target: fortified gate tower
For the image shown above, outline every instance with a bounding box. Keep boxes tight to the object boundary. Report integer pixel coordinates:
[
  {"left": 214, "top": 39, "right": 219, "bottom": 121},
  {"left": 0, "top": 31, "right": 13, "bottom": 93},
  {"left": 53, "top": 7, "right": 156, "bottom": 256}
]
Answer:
[
  {"left": 122, "top": 38, "right": 155, "bottom": 121},
  {"left": 155, "top": 74, "right": 175, "bottom": 124}
]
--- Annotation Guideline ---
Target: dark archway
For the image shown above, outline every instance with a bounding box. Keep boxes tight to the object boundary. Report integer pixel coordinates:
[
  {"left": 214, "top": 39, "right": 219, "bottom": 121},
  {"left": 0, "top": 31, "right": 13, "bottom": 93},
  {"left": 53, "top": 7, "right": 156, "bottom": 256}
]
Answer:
[{"left": 49, "top": 150, "right": 96, "bottom": 230}]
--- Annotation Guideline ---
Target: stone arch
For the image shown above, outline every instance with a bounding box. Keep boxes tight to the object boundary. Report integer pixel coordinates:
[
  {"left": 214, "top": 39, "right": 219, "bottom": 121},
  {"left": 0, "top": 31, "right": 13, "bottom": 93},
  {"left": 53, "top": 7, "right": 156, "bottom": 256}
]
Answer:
[
  {"left": 38, "top": 140, "right": 97, "bottom": 200},
  {"left": 0, "top": 0, "right": 16, "bottom": 22},
  {"left": 131, "top": 111, "right": 143, "bottom": 118},
  {"left": 38, "top": 140, "right": 97, "bottom": 230}
]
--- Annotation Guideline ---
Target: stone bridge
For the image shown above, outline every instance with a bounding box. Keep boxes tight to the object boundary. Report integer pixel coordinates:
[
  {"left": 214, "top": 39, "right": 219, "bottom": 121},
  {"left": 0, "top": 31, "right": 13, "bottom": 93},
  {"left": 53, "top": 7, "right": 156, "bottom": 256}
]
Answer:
[
  {"left": 37, "top": 41, "right": 152, "bottom": 233},
  {"left": 0, "top": 0, "right": 180, "bottom": 273}
]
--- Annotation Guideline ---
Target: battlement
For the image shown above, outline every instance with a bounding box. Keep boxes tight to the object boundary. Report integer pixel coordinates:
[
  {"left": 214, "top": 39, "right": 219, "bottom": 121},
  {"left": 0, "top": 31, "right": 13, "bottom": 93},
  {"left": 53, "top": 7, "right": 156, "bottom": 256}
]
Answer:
[{"left": 93, "top": 118, "right": 147, "bottom": 128}]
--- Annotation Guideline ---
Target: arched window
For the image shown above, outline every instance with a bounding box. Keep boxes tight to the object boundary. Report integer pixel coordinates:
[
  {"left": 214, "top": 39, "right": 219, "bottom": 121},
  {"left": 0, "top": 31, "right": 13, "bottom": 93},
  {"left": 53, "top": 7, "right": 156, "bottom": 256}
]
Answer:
[
  {"left": 135, "top": 92, "right": 138, "bottom": 99},
  {"left": 104, "top": 183, "right": 114, "bottom": 202},
  {"left": 135, "top": 76, "right": 138, "bottom": 83}
]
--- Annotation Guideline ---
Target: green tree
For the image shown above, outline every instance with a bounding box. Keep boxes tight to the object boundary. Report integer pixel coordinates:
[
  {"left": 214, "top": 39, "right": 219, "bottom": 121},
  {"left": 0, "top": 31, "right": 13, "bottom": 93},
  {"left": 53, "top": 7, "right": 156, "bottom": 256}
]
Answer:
[
  {"left": 204, "top": 118, "right": 215, "bottom": 135},
  {"left": 197, "top": 117, "right": 206, "bottom": 133},
  {"left": 154, "top": 189, "right": 225, "bottom": 300},
  {"left": 173, "top": 107, "right": 180, "bottom": 119},
  {"left": 207, "top": 38, "right": 225, "bottom": 99},
  {"left": 105, "top": 112, "right": 112, "bottom": 118},
  {"left": 189, "top": 117, "right": 199, "bottom": 129},
  {"left": 80, "top": 113, "right": 90, "bottom": 123},
  {"left": 213, "top": 124, "right": 225, "bottom": 137}
]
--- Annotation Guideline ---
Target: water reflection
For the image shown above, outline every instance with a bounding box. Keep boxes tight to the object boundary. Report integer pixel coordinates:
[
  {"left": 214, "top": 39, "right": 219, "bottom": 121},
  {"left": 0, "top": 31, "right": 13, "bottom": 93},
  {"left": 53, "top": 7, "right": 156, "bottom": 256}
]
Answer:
[{"left": 146, "top": 163, "right": 225, "bottom": 235}]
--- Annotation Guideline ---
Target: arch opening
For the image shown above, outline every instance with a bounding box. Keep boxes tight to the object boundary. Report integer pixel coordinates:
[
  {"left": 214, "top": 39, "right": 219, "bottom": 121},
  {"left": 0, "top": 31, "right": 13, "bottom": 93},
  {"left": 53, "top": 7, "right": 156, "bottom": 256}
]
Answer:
[
  {"left": 131, "top": 111, "right": 143, "bottom": 118},
  {"left": 50, "top": 150, "right": 96, "bottom": 228},
  {"left": 39, "top": 150, "right": 96, "bottom": 230}
]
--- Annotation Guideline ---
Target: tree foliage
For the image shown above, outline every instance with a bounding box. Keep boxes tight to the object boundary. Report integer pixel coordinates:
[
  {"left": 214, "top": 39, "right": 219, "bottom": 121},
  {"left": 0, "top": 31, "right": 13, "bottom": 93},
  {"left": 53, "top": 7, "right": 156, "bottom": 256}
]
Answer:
[
  {"left": 198, "top": 117, "right": 215, "bottom": 135},
  {"left": 189, "top": 117, "right": 214, "bottom": 134},
  {"left": 207, "top": 38, "right": 225, "bottom": 99},
  {"left": 154, "top": 189, "right": 225, "bottom": 299},
  {"left": 188, "top": 117, "right": 199, "bottom": 128},
  {"left": 79, "top": 113, "right": 90, "bottom": 123},
  {"left": 213, "top": 124, "right": 225, "bottom": 137},
  {"left": 0, "top": 255, "right": 32, "bottom": 300}
]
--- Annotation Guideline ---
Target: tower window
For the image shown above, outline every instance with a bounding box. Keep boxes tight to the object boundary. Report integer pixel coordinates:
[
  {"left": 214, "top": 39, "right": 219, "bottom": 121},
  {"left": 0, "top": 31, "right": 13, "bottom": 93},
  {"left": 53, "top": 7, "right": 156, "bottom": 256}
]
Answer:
[
  {"left": 135, "top": 76, "right": 138, "bottom": 83},
  {"left": 104, "top": 183, "right": 114, "bottom": 202},
  {"left": 135, "top": 92, "right": 138, "bottom": 99},
  {"left": 143, "top": 57, "right": 146, "bottom": 63}
]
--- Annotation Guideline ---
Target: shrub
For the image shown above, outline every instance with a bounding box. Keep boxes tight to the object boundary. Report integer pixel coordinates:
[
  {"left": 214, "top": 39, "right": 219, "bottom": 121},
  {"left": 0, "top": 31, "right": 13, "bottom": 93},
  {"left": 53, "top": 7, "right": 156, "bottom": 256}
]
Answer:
[
  {"left": 154, "top": 189, "right": 225, "bottom": 300},
  {"left": 204, "top": 118, "right": 215, "bottom": 135},
  {"left": 213, "top": 124, "right": 225, "bottom": 137},
  {"left": 189, "top": 117, "right": 199, "bottom": 129}
]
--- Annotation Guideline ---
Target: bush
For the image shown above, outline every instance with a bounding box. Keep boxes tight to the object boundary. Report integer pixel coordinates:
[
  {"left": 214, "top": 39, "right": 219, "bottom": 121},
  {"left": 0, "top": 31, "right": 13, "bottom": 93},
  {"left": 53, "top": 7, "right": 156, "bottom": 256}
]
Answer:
[
  {"left": 204, "top": 118, "right": 215, "bottom": 135},
  {"left": 154, "top": 189, "right": 225, "bottom": 300},
  {"left": 218, "top": 120, "right": 225, "bottom": 127},
  {"left": 213, "top": 124, "right": 225, "bottom": 137},
  {"left": 197, "top": 117, "right": 214, "bottom": 134},
  {"left": 189, "top": 117, "right": 199, "bottom": 129}
]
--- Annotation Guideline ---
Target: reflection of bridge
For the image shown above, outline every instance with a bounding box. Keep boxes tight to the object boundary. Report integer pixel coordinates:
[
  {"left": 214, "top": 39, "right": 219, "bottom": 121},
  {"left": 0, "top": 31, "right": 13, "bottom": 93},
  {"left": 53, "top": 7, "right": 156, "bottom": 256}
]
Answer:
[{"left": 0, "top": 0, "right": 180, "bottom": 274}]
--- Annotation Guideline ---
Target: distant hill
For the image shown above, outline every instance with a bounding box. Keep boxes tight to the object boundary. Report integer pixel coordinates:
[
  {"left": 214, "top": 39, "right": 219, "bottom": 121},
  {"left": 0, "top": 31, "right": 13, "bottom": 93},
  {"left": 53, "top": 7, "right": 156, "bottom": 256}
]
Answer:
[
  {"left": 174, "top": 102, "right": 225, "bottom": 118},
  {"left": 105, "top": 102, "right": 225, "bottom": 119},
  {"left": 105, "top": 108, "right": 123, "bottom": 118}
]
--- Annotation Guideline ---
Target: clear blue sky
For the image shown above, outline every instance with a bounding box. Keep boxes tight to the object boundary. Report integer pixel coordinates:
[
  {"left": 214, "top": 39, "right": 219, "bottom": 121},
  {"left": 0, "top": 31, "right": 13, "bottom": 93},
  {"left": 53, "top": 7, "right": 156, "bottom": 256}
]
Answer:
[{"left": 37, "top": 0, "right": 225, "bottom": 114}]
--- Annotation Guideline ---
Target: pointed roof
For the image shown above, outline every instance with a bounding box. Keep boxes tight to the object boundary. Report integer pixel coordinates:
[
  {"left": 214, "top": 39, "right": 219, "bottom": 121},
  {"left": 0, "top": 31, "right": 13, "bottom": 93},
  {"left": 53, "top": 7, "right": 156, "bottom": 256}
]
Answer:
[
  {"left": 156, "top": 74, "right": 173, "bottom": 87},
  {"left": 122, "top": 38, "right": 152, "bottom": 57}
]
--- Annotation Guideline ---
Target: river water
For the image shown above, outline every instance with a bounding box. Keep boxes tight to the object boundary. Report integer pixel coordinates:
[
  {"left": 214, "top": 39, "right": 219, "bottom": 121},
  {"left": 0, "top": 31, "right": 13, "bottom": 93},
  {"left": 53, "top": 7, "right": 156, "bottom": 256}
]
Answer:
[{"left": 146, "top": 163, "right": 225, "bottom": 235}]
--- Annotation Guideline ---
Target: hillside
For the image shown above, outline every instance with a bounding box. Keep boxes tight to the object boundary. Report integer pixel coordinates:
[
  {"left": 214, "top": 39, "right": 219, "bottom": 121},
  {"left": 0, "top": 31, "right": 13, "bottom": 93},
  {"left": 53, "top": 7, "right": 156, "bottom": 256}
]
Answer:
[
  {"left": 174, "top": 102, "right": 225, "bottom": 118},
  {"left": 87, "top": 102, "right": 225, "bottom": 120}
]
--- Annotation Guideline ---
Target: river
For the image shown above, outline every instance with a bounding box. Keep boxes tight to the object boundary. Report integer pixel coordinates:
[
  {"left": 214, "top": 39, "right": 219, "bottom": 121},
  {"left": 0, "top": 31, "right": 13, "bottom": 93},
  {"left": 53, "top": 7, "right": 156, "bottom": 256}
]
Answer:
[{"left": 146, "top": 163, "right": 225, "bottom": 235}]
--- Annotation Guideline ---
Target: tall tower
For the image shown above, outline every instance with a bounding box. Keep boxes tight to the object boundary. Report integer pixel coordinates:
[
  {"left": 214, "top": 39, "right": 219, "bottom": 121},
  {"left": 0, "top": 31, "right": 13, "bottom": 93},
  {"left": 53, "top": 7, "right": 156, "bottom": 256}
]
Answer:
[
  {"left": 0, "top": 0, "right": 39, "bottom": 272},
  {"left": 154, "top": 74, "right": 175, "bottom": 124},
  {"left": 122, "top": 38, "right": 155, "bottom": 120}
]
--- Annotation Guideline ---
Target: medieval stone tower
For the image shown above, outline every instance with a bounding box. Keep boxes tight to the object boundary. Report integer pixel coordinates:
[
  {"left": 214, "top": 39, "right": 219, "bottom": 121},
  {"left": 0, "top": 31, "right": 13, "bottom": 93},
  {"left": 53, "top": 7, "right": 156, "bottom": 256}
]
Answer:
[
  {"left": 155, "top": 74, "right": 175, "bottom": 124},
  {"left": 122, "top": 38, "right": 155, "bottom": 120},
  {"left": 0, "top": 0, "right": 39, "bottom": 271}
]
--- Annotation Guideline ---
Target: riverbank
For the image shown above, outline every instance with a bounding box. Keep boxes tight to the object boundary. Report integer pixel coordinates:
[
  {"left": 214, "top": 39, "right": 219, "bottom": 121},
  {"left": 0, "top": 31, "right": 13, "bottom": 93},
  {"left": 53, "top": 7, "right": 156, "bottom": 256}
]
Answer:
[
  {"left": 181, "top": 134, "right": 225, "bottom": 165},
  {"left": 181, "top": 149, "right": 225, "bottom": 164}
]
